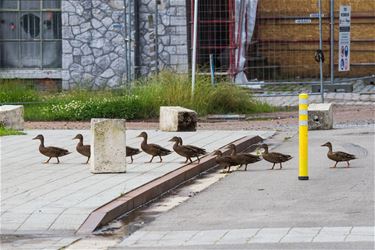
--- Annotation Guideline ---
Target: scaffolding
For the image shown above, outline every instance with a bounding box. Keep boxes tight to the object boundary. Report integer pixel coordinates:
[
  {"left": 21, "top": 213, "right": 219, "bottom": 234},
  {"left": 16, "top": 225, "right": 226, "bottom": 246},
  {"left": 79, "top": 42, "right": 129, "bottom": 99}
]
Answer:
[
  {"left": 190, "top": 0, "right": 236, "bottom": 77},
  {"left": 189, "top": 0, "right": 375, "bottom": 83}
]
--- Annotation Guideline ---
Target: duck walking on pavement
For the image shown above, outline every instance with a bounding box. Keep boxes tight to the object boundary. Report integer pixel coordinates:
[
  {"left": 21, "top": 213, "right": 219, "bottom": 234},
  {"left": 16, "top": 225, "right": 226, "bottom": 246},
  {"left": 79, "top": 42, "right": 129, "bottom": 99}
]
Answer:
[
  {"left": 33, "top": 134, "right": 71, "bottom": 164},
  {"left": 126, "top": 146, "right": 141, "bottom": 163},
  {"left": 259, "top": 143, "right": 292, "bottom": 170},
  {"left": 321, "top": 142, "right": 356, "bottom": 168},
  {"left": 137, "top": 131, "right": 172, "bottom": 163},
  {"left": 73, "top": 134, "right": 90, "bottom": 164},
  {"left": 213, "top": 150, "right": 238, "bottom": 173},
  {"left": 227, "top": 144, "right": 261, "bottom": 171},
  {"left": 169, "top": 136, "right": 207, "bottom": 164}
]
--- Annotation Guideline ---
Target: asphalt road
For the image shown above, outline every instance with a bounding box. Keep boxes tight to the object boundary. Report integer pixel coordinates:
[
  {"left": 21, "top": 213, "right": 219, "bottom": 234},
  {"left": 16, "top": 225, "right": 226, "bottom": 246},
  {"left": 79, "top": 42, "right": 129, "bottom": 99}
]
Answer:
[{"left": 112, "top": 125, "right": 374, "bottom": 249}]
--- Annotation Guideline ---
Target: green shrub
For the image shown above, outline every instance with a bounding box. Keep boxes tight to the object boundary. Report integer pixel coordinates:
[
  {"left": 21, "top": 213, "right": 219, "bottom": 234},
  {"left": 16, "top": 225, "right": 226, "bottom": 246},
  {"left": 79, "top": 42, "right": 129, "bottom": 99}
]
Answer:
[{"left": 3, "top": 71, "right": 275, "bottom": 121}]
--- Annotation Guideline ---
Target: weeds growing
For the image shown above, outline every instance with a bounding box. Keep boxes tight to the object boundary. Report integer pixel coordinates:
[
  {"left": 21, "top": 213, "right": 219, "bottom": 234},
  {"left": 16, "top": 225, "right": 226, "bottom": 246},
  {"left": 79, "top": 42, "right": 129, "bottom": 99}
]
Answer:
[
  {"left": 0, "top": 123, "right": 26, "bottom": 136},
  {"left": 0, "top": 71, "right": 275, "bottom": 121}
]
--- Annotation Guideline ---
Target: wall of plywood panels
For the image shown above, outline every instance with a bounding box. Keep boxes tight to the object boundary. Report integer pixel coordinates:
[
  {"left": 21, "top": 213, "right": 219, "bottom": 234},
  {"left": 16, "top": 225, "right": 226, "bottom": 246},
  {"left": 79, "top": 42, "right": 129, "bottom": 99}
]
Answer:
[{"left": 252, "top": 0, "right": 375, "bottom": 79}]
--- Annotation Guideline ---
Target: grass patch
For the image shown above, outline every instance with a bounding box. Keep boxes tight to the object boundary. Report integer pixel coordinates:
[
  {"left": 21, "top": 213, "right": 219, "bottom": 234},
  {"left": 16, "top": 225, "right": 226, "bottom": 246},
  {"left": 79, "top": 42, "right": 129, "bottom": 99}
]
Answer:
[
  {"left": 0, "top": 79, "right": 42, "bottom": 103},
  {"left": 0, "top": 124, "right": 26, "bottom": 136},
  {"left": 1, "top": 71, "right": 276, "bottom": 121}
]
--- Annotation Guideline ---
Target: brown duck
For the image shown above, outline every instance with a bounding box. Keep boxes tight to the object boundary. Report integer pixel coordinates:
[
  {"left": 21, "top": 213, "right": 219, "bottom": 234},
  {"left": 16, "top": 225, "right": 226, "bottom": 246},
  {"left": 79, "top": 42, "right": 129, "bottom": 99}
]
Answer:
[
  {"left": 259, "top": 144, "right": 292, "bottom": 170},
  {"left": 33, "top": 134, "right": 71, "bottom": 164},
  {"left": 137, "top": 131, "right": 172, "bottom": 163},
  {"left": 227, "top": 144, "right": 261, "bottom": 171},
  {"left": 213, "top": 150, "right": 238, "bottom": 173},
  {"left": 126, "top": 146, "right": 141, "bottom": 163},
  {"left": 73, "top": 134, "right": 90, "bottom": 164},
  {"left": 179, "top": 137, "right": 207, "bottom": 159},
  {"left": 321, "top": 142, "right": 356, "bottom": 168},
  {"left": 169, "top": 136, "right": 207, "bottom": 163}
]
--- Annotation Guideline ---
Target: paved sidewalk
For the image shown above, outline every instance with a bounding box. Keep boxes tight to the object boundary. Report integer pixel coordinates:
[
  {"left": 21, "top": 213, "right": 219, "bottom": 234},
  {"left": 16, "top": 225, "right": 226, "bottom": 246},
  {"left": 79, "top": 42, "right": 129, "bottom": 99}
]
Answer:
[
  {"left": 114, "top": 226, "right": 375, "bottom": 248},
  {"left": 1, "top": 129, "right": 273, "bottom": 235},
  {"left": 112, "top": 125, "right": 374, "bottom": 250}
]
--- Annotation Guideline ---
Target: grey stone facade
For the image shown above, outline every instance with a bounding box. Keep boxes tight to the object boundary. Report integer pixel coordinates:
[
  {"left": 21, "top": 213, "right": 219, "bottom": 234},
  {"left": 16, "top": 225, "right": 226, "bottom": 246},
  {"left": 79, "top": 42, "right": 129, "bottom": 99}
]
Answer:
[
  {"left": 61, "top": 0, "right": 189, "bottom": 89},
  {"left": 62, "top": 0, "right": 129, "bottom": 89},
  {"left": 0, "top": 0, "right": 190, "bottom": 89},
  {"left": 138, "top": 0, "right": 189, "bottom": 76}
]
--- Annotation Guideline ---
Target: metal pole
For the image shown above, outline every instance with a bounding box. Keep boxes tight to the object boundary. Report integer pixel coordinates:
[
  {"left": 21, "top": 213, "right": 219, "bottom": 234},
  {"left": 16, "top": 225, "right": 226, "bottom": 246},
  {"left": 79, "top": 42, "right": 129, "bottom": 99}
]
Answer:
[
  {"left": 155, "top": 0, "right": 159, "bottom": 74},
  {"left": 128, "top": 0, "right": 132, "bottom": 81},
  {"left": 318, "top": 0, "right": 324, "bottom": 103},
  {"left": 330, "top": 0, "right": 335, "bottom": 84},
  {"left": 299, "top": 93, "right": 309, "bottom": 181},
  {"left": 209, "top": 54, "right": 215, "bottom": 85},
  {"left": 191, "top": 0, "right": 198, "bottom": 97},
  {"left": 123, "top": 0, "right": 129, "bottom": 83}
]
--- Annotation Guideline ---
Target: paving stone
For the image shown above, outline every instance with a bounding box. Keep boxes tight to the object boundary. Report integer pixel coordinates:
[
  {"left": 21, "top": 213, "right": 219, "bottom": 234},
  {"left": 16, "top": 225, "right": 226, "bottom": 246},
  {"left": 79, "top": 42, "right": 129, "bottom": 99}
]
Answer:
[
  {"left": 249, "top": 228, "right": 290, "bottom": 243},
  {"left": 216, "top": 228, "right": 259, "bottom": 244},
  {"left": 1, "top": 130, "right": 272, "bottom": 233},
  {"left": 16, "top": 212, "right": 60, "bottom": 232},
  {"left": 157, "top": 230, "right": 198, "bottom": 246},
  {"left": 345, "top": 226, "right": 375, "bottom": 242},
  {"left": 184, "top": 230, "right": 227, "bottom": 245},
  {"left": 313, "top": 227, "right": 352, "bottom": 242},
  {"left": 281, "top": 227, "right": 321, "bottom": 243}
]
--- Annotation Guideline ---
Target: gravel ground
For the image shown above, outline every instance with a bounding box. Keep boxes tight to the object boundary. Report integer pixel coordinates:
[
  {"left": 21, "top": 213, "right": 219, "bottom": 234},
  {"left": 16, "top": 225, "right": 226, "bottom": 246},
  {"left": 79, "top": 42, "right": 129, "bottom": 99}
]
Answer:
[{"left": 24, "top": 104, "right": 374, "bottom": 131}]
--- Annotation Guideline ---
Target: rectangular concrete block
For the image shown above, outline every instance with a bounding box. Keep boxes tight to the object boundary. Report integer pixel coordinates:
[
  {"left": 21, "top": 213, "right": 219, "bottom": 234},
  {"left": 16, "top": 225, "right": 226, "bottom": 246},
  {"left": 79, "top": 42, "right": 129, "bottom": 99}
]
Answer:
[
  {"left": 308, "top": 103, "right": 333, "bottom": 130},
  {"left": 0, "top": 105, "right": 24, "bottom": 130},
  {"left": 159, "top": 106, "right": 197, "bottom": 132},
  {"left": 90, "top": 119, "right": 126, "bottom": 173}
]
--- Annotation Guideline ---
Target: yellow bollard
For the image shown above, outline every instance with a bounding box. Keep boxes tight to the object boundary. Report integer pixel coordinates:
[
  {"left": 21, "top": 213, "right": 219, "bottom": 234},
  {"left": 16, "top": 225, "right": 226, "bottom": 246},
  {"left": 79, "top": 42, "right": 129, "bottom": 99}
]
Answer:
[{"left": 299, "top": 93, "right": 309, "bottom": 180}]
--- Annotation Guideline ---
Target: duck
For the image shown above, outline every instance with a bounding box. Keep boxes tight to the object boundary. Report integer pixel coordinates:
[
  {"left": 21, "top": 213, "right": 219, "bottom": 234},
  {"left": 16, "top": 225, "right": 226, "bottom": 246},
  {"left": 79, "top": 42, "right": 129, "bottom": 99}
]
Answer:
[
  {"left": 137, "top": 131, "right": 172, "bottom": 163},
  {"left": 32, "top": 134, "right": 71, "bottom": 164},
  {"left": 179, "top": 137, "right": 207, "bottom": 159},
  {"left": 227, "top": 143, "right": 261, "bottom": 170},
  {"left": 259, "top": 143, "right": 292, "bottom": 170},
  {"left": 169, "top": 136, "right": 207, "bottom": 164},
  {"left": 126, "top": 146, "right": 141, "bottom": 163},
  {"left": 213, "top": 150, "right": 238, "bottom": 173},
  {"left": 73, "top": 134, "right": 90, "bottom": 164},
  {"left": 321, "top": 142, "right": 356, "bottom": 168}
]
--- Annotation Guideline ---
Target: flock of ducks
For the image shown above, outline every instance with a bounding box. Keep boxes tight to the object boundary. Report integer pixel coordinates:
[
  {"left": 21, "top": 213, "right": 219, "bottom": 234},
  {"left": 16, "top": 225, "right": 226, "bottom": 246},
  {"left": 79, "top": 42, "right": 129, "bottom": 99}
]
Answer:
[{"left": 32, "top": 131, "right": 357, "bottom": 170}]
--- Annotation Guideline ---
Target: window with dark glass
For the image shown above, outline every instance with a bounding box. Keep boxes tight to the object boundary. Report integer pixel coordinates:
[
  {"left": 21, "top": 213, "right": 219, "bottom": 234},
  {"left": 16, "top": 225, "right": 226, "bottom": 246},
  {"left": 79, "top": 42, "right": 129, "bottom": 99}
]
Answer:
[{"left": 0, "top": 0, "right": 62, "bottom": 68}]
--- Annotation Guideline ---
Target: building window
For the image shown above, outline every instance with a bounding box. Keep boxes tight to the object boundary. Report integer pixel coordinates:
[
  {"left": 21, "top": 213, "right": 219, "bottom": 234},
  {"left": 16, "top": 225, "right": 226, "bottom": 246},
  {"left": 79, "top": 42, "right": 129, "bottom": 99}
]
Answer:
[{"left": 0, "top": 0, "right": 62, "bottom": 69}]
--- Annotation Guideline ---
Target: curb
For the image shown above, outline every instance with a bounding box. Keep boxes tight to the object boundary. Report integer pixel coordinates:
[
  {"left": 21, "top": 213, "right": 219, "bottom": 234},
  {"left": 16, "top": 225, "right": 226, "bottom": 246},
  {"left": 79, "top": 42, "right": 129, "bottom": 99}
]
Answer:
[{"left": 76, "top": 135, "right": 263, "bottom": 234}]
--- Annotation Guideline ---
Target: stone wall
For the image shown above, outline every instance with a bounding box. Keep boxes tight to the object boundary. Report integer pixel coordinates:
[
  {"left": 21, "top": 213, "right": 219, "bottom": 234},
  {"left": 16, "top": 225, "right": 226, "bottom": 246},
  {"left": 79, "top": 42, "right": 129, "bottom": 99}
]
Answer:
[
  {"left": 138, "top": 0, "right": 189, "bottom": 76},
  {"left": 62, "top": 0, "right": 129, "bottom": 89},
  {"left": 61, "top": 0, "right": 189, "bottom": 89}
]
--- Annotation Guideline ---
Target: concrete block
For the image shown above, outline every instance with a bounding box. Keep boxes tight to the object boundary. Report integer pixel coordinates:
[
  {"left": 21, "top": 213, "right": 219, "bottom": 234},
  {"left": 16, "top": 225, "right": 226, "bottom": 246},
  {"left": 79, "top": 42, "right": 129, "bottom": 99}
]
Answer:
[
  {"left": 0, "top": 105, "right": 24, "bottom": 130},
  {"left": 90, "top": 119, "right": 126, "bottom": 173},
  {"left": 159, "top": 106, "right": 197, "bottom": 132},
  {"left": 308, "top": 103, "right": 333, "bottom": 130}
]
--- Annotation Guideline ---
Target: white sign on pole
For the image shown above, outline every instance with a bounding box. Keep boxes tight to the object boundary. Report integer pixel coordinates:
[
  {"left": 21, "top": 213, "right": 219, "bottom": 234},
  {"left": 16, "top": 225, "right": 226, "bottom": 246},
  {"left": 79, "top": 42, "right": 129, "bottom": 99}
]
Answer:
[
  {"left": 338, "top": 5, "right": 351, "bottom": 72},
  {"left": 295, "top": 19, "right": 312, "bottom": 24}
]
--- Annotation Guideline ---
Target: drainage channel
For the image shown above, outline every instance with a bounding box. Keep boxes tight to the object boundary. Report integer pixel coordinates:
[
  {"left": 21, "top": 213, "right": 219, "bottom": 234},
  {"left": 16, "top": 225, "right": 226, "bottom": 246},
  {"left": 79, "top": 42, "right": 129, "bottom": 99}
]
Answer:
[{"left": 65, "top": 166, "right": 232, "bottom": 249}]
